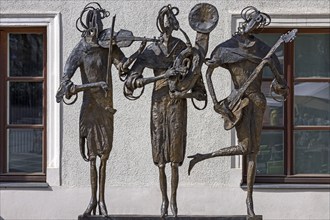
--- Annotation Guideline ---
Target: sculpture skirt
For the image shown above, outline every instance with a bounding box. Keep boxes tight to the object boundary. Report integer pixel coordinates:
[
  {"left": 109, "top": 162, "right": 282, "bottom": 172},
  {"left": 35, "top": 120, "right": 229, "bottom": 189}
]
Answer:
[
  {"left": 151, "top": 95, "right": 187, "bottom": 166},
  {"left": 79, "top": 102, "right": 114, "bottom": 161}
]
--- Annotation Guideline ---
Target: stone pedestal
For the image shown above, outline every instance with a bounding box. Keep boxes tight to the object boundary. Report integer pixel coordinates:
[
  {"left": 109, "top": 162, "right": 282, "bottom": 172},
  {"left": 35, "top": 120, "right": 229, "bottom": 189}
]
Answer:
[{"left": 78, "top": 215, "right": 262, "bottom": 220}]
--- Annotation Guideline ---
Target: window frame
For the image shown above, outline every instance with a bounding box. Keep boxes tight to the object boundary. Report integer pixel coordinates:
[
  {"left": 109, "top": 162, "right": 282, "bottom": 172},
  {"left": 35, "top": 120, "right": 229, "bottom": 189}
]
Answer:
[
  {"left": 0, "top": 27, "right": 47, "bottom": 182},
  {"left": 0, "top": 13, "right": 61, "bottom": 186},
  {"left": 242, "top": 27, "right": 330, "bottom": 184}
]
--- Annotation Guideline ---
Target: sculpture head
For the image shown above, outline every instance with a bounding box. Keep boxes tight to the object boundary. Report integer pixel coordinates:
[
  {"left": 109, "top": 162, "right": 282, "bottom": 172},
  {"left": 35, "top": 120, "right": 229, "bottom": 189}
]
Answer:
[
  {"left": 237, "top": 6, "right": 271, "bottom": 35},
  {"left": 156, "top": 5, "right": 180, "bottom": 36},
  {"left": 76, "top": 2, "right": 110, "bottom": 43}
]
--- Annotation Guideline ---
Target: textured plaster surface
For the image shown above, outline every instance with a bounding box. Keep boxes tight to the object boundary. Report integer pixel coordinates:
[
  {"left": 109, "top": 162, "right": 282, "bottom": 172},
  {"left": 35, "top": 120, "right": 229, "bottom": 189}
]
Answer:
[{"left": 0, "top": 0, "right": 330, "bottom": 219}]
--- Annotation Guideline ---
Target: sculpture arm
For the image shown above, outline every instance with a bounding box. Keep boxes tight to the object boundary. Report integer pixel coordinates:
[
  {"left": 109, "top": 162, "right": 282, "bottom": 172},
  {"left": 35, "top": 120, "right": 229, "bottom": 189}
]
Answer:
[
  {"left": 126, "top": 67, "right": 171, "bottom": 90},
  {"left": 205, "top": 66, "right": 218, "bottom": 105},
  {"left": 55, "top": 41, "right": 83, "bottom": 103},
  {"left": 124, "top": 45, "right": 172, "bottom": 93},
  {"left": 114, "top": 41, "right": 147, "bottom": 77},
  {"left": 268, "top": 54, "right": 286, "bottom": 84},
  {"left": 61, "top": 41, "right": 83, "bottom": 82},
  {"left": 267, "top": 54, "right": 289, "bottom": 96}
]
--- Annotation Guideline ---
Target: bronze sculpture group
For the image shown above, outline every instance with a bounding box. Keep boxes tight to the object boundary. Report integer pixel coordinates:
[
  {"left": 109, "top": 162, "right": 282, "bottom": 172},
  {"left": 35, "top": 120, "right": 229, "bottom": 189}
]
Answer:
[{"left": 57, "top": 2, "right": 294, "bottom": 218}]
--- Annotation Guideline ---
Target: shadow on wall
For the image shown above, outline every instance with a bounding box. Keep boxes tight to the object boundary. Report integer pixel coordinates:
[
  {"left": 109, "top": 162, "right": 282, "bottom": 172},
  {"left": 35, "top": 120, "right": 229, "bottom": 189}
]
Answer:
[{"left": 0, "top": 216, "right": 4, "bottom": 220}]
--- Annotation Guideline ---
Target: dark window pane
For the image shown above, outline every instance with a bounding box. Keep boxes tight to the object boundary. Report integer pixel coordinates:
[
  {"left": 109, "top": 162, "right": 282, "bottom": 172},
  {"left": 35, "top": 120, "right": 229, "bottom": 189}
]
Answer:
[
  {"left": 257, "top": 130, "right": 284, "bottom": 175},
  {"left": 294, "top": 130, "right": 329, "bottom": 174},
  {"left": 9, "top": 82, "right": 43, "bottom": 124},
  {"left": 9, "top": 33, "right": 44, "bottom": 77},
  {"left": 294, "top": 82, "right": 330, "bottom": 126},
  {"left": 8, "top": 128, "right": 43, "bottom": 173},
  {"left": 295, "top": 34, "right": 330, "bottom": 78},
  {"left": 262, "top": 81, "right": 284, "bottom": 126},
  {"left": 257, "top": 33, "right": 284, "bottom": 78}
]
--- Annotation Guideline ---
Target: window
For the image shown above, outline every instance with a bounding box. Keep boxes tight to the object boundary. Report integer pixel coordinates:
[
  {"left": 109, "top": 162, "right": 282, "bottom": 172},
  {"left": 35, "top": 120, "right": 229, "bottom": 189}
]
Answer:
[
  {"left": 0, "top": 27, "right": 47, "bottom": 182},
  {"left": 244, "top": 28, "right": 330, "bottom": 184}
]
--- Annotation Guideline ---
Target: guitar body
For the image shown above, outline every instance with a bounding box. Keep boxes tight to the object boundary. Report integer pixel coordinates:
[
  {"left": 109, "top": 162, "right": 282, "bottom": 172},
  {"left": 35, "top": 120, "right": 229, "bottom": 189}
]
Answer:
[{"left": 216, "top": 96, "right": 249, "bottom": 130}]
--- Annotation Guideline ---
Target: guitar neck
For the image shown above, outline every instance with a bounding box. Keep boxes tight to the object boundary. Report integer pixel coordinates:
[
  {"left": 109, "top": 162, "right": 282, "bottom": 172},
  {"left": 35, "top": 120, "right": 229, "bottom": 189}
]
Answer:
[{"left": 228, "top": 38, "right": 283, "bottom": 109}]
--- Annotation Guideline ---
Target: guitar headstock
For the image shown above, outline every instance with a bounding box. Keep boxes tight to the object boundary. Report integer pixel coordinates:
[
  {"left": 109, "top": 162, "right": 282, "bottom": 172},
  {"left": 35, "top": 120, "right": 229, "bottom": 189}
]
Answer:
[{"left": 281, "top": 29, "right": 298, "bottom": 43}]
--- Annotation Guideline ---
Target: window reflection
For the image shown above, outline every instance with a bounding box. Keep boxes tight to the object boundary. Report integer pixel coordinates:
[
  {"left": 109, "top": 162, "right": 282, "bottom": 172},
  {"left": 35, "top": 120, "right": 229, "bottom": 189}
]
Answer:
[
  {"left": 257, "top": 33, "right": 284, "bottom": 78},
  {"left": 9, "top": 33, "right": 44, "bottom": 77},
  {"left": 9, "top": 82, "right": 43, "bottom": 124},
  {"left": 294, "top": 130, "right": 329, "bottom": 174},
  {"left": 295, "top": 34, "right": 330, "bottom": 78},
  {"left": 8, "top": 129, "right": 43, "bottom": 173},
  {"left": 294, "top": 82, "right": 330, "bottom": 126},
  {"left": 257, "top": 131, "right": 284, "bottom": 175}
]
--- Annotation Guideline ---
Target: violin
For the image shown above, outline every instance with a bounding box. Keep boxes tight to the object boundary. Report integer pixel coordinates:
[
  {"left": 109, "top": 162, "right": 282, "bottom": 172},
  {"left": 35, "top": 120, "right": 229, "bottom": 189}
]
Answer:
[{"left": 98, "top": 28, "right": 159, "bottom": 48}]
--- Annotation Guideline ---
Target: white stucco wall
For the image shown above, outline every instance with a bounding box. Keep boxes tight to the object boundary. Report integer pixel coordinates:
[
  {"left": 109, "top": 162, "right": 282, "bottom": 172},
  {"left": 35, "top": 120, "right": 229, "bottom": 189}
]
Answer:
[{"left": 0, "top": 0, "right": 329, "bottom": 219}]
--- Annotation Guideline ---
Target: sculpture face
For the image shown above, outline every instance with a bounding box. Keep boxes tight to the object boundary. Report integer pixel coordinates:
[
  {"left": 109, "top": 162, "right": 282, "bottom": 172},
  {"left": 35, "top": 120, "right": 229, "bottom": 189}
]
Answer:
[
  {"left": 165, "top": 12, "right": 179, "bottom": 33},
  {"left": 85, "top": 9, "right": 104, "bottom": 39},
  {"left": 239, "top": 6, "right": 271, "bottom": 35},
  {"left": 157, "top": 5, "right": 180, "bottom": 36},
  {"left": 242, "top": 12, "right": 263, "bottom": 34}
]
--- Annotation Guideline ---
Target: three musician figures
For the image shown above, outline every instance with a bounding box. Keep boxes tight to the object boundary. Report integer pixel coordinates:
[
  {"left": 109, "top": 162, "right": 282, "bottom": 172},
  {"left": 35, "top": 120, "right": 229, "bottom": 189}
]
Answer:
[{"left": 57, "top": 2, "right": 291, "bottom": 218}]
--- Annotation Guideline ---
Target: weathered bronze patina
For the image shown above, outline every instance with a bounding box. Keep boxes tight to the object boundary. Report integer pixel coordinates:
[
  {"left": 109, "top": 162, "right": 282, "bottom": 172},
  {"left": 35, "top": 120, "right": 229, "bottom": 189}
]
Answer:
[
  {"left": 188, "top": 6, "right": 294, "bottom": 217},
  {"left": 56, "top": 2, "right": 148, "bottom": 217},
  {"left": 124, "top": 3, "right": 218, "bottom": 217}
]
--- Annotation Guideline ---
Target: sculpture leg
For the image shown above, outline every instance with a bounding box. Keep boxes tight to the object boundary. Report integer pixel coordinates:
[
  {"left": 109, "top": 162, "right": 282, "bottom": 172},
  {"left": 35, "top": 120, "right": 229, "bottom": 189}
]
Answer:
[
  {"left": 211, "top": 138, "right": 249, "bottom": 157},
  {"left": 246, "top": 153, "right": 257, "bottom": 217},
  {"left": 158, "top": 164, "right": 169, "bottom": 217},
  {"left": 188, "top": 138, "right": 249, "bottom": 175},
  {"left": 245, "top": 93, "right": 265, "bottom": 217},
  {"left": 188, "top": 106, "right": 252, "bottom": 175},
  {"left": 170, "top": 162, "right": 179, "bottom": 217},
  {"left": 98, "top": 158, "right": 108, "bottom": 216},
  {"left": 84, "top": 158, "right": 98, "bottom": 216}
]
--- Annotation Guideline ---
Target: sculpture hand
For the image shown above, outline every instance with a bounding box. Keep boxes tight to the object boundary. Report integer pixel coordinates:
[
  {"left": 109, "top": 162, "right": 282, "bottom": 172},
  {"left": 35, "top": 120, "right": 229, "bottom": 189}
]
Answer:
[
  {"left": 120, "top": 40, "right": 147, "bottom": 74},
  {"left": 193, "top": 92, "right": 207, "bottom": 101},
  {"left": 187, "top": 153, "right": 212, "bottom": 175},
  {"left": 165, "top": 68, "right": 178, "bottom": 80},
  {"left": 271, "top": 79, "right": 289, "bottom": 97},
  {"left": 100, "top": 82, "right": 109, "bottom": 91},
  {"left": 213, "top": 102, "right": 224, "bottom": 115},
  {"left": 56, "top": 80, "right": 73, "bottom": 103}
]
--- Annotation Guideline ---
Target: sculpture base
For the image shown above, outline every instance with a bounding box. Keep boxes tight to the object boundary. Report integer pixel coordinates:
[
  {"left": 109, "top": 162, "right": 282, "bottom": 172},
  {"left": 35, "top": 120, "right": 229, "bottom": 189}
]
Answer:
[{"left": 78, "top": 215, "right": 262, "bottom": 220}]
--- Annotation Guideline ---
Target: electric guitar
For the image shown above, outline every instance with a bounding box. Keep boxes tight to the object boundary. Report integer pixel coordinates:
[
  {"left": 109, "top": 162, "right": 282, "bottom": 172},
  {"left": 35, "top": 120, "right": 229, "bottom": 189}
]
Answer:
[{"left": 216, "top": 29, "right": 297, "bottom": 130}]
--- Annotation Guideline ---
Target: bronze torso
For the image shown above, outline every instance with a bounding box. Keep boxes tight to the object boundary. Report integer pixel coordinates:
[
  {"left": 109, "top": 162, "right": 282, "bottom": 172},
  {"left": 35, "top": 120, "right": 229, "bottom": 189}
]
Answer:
[
  {"left": 63, "top": 39, "right": 125, "bottom": 160},
  {"left": 132, "top": 38, "right": 188, "bottom": 165}
]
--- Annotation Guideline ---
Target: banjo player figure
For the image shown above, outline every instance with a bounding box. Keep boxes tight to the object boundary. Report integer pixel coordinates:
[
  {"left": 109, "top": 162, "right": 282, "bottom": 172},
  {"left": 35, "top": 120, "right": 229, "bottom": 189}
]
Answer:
[
  {"left": 188, "top": 6, "right": 290, "bottom": 217},
  {"left": 124, "top": 3, "right": 218, "bottom": 217}
]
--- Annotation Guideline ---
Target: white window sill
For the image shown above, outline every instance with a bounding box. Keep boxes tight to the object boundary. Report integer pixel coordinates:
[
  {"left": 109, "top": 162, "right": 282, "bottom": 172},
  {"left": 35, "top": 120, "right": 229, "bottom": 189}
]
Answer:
[{"left": 241, "top": 183, "right": 330, "bottom": 189}]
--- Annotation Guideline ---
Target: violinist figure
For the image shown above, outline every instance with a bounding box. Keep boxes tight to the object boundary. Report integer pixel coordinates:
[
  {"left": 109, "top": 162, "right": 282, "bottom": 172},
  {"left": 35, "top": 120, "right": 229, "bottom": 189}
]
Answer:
[
  {"left": 188, "top": 6, "right": 289, "bottom": 217},
  {"left": 56, "top": 2, "right": 146, "bottom": 217}
]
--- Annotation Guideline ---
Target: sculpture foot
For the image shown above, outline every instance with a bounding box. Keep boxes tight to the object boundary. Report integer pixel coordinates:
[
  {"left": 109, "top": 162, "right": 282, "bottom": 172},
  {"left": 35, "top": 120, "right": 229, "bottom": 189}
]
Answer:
[
  {"left": 98, "top": 200, "right": 108, "bottom": 217},
  {"left": 83, "top": 199, "right": 97, "bottom": 216},
  {"left": 160, "top": 198, "right": 169, "bottom": 218},
  {"left": 187, "top": 153, "right": 211, "bottom": 175},
  {"left": 246, "top": 197, "right": 256, "bottom": 217},
  {"left": 170, "top": 199, "right": 178, "bottom": 217}
]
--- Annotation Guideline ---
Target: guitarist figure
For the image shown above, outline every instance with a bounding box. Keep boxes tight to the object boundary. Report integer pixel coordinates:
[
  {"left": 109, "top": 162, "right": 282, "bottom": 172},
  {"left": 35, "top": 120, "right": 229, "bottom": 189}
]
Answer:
[{"left": 188, "top": 6, "right": 289, "bottom": 217}]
